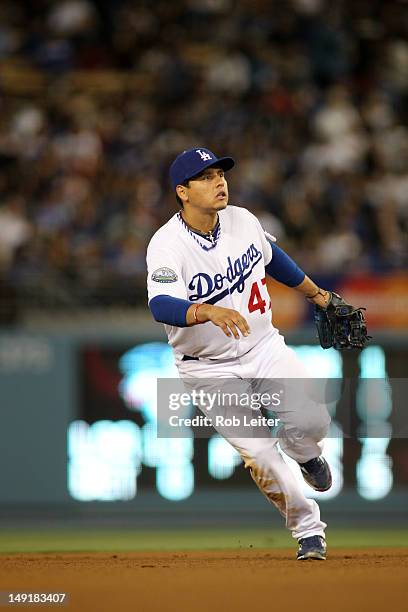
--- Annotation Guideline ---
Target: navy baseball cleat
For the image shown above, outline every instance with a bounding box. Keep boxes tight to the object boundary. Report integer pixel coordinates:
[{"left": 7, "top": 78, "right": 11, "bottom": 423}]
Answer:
[
  {"left": 297, "top": 536, "right": 327, "bottom": 561},
  {"left": 299, "top": 456, "right": 332, "bottom": 492}
]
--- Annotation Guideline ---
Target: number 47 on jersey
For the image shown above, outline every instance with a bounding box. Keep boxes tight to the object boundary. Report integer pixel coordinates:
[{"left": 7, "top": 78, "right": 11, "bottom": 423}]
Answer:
[{"left": 248, "top": 278, "right": 271, "bottom": 314}]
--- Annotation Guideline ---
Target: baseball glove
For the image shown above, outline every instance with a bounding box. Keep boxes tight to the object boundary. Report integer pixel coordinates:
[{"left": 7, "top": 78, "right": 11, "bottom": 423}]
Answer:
[{"left": 314, "top": 292, "right": 370, "bottom": 350}]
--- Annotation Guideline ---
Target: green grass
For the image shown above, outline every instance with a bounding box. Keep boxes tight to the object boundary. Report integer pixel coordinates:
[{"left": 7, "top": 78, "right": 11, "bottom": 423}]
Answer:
[{"left": 0, "top": 528, "right": 407, "bottom": 554}]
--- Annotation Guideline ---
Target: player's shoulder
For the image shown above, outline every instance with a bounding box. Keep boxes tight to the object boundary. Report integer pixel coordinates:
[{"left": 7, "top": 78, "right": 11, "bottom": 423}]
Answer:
[
  {"left": 223, "top": 205, "right": 277, "bottom": 244},
  {"left": 221, "top": 204, "right": 261, "bottom": 226},
  {"left": 147, "top": 214, "right": 180, "bottom": 252}
]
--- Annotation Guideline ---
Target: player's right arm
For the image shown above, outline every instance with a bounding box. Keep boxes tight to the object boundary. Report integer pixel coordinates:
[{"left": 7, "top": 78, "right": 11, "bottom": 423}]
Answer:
[
  {"left": 149, "top": 296, "right": 250, "bottom": 339},
  {"left": 146, "top": 237, "right": 249, "bottom": 338},
  {"left": 185, "top": 303, "right": 250, "bottom": 339}
]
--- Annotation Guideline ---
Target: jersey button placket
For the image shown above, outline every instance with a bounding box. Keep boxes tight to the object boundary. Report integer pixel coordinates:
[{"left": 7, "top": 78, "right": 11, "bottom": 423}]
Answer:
[{"left": 215, "top": 240, "right": 238, "bottom": 358}]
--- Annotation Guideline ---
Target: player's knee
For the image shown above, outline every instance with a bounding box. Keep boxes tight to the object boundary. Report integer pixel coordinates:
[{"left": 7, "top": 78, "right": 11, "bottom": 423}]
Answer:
[
  {"left": 307, "top": 417, "right": 330, "bottom": 441},
  {"left": 283, "top": 408, "right": 331, "bottom": 443},
  {"left": 243, "top": 440, "right": 278, "bottom": 472},
  {"left": 313, "top": 408, "right": 331, "bottom": 440}
]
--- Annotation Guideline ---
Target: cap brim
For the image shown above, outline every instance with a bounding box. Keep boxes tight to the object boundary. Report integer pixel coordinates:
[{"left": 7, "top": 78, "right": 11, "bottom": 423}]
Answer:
[
  {"left": 187, "top": 156, "right": 235, "bottom": 183},
  {"left": 212, "top": 156, "right": 235, "bottom": 172}
]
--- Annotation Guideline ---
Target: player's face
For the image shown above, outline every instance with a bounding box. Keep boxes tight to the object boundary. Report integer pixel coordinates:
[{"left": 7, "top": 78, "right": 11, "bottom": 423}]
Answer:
[{"left": 184, "top": 167, "right": 229, "bottom": 211}]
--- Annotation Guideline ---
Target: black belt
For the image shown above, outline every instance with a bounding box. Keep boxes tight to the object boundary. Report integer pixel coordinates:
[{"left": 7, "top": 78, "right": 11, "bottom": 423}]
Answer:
[{"left": 182, "top": 355, "right": 199, "bottom": 361}]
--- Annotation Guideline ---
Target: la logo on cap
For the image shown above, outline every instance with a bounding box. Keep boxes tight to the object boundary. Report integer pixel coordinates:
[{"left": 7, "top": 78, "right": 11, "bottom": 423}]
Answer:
[{"left": 196, "top": 149, "right": 212, "bottom": 161}]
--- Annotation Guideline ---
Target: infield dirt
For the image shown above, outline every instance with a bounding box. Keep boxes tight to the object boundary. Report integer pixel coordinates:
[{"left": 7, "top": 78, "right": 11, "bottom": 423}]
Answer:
[{"left": 1, "top": 548, "right": 407, "bottom": 612}]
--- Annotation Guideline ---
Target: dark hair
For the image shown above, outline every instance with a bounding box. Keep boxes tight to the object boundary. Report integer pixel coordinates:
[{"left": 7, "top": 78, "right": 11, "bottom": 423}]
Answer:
[{"left": 175, "top": 180, "right": 189, "bottom": 208}]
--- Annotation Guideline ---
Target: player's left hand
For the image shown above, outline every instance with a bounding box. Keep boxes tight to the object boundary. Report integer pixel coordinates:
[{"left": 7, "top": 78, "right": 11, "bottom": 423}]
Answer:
[{"left": 314, "top": 291, "right": 371, "bottom": 350}]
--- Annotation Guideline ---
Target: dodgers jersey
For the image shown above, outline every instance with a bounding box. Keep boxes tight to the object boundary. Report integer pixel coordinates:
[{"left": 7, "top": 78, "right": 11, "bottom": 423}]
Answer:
[{"left": 146, "top": 205, "right": 278, "bottom": 360}]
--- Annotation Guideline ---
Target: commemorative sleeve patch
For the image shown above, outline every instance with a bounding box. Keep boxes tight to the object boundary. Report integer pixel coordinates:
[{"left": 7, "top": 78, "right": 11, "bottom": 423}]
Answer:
[{"left": 151, "top": 267, "right": 178, "bottom": 283}]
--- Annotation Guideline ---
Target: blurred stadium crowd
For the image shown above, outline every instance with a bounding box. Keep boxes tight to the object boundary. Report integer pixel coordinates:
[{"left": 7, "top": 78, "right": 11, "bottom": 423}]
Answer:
[{"left": 0, "top": 0, "right": 407, "bottom": 318}]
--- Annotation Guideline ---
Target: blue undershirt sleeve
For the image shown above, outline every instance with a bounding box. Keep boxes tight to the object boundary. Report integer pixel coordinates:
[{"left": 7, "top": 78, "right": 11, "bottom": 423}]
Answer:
[
  {"left": 265, "top": 243, "right": 306, "bottom": 287},
  {"left": 149, "top": 295, "right": 192, "bottom": 327}
]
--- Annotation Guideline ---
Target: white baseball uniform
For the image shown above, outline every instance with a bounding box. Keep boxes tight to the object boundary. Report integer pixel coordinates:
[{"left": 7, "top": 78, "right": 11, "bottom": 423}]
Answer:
[{"left": 147, "top": 204, "right": 328, "bottom": 540}]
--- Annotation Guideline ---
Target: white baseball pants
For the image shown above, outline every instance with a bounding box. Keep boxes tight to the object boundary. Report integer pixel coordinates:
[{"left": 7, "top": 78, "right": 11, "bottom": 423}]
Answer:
[{"left": 176, "top": 332, "right": 330, "bottom": 540}]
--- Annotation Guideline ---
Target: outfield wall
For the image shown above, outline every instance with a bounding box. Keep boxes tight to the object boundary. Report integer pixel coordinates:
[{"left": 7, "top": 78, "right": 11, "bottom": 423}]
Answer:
[{"left": 0, "top": 315, "right": 407, "bottom": 526}]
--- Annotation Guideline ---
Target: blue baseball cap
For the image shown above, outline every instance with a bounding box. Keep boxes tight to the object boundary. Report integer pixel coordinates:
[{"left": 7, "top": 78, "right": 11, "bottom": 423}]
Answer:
[{"left": 169, "top": 147, "right": 235, "bottom": 190}]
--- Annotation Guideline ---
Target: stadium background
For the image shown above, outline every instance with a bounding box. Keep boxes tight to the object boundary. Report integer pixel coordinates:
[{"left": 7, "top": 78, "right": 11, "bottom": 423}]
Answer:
[{"left": 0, "top": 0, "right": 407, "bottom": 558}]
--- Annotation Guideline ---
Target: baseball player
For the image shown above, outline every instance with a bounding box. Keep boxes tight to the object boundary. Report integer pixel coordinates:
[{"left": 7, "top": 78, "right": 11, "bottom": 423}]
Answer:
[{"left": 147, "top": 147, "right": 334, "bottom": 561}]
